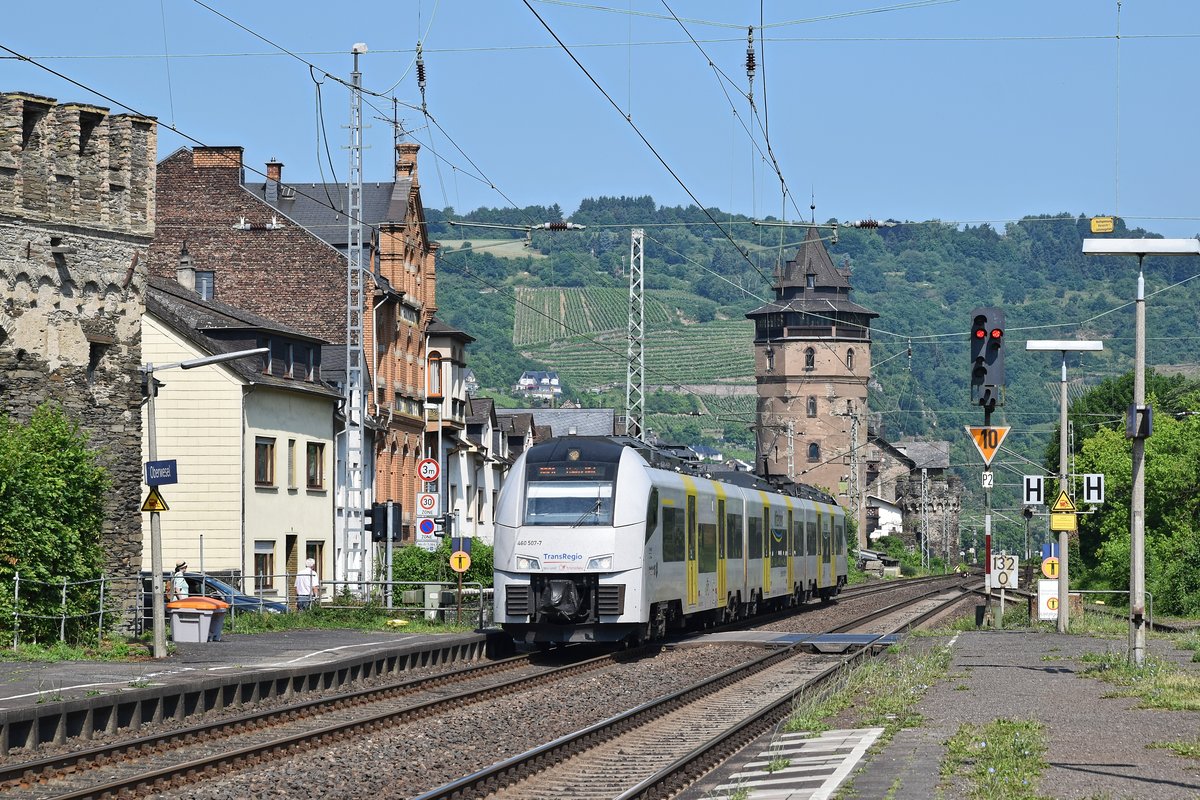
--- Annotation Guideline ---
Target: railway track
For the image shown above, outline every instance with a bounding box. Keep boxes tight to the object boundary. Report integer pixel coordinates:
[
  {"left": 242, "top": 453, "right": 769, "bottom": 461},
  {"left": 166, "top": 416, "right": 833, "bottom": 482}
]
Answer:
[
  {"left": 0, "top": 647, "right": 621, "bottom": 799},
  {"left": 415, "top": 578, "right": 969, "bottom": 800},
  {"left": 1, "top": 577, "right": 970, "bottom": 799}
]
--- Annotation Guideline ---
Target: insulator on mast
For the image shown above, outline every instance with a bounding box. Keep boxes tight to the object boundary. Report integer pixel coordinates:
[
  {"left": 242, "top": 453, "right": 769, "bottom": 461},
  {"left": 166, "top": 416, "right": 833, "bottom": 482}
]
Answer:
[
  {"left": 416, "top": 42, "right": 428, "bottom": 112},
  {"left": 745, "top": 27, "right": 756, "bottom": 90}
]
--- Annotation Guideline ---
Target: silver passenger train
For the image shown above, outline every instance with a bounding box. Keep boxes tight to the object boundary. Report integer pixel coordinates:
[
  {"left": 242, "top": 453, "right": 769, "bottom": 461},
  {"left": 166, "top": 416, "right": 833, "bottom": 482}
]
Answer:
[{"left": 494, "top": 436, "right": 848, "bottom": 646}]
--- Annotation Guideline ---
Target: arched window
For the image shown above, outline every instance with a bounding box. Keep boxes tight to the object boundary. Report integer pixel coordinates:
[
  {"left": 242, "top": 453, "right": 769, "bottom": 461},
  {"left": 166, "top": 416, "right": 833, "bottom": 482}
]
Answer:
[
  {"left": 846, "top": 348, "right": 855, "bottom": 371},
  {"left": 807, "top": 396, "right": 817, "bottom": 417},
  {"left": 804, "top": 347, "right": 815, "bottom": 370},
  {"left": 426, "top": 351, "right": 443, "bottom": 400},
  {"left": 765, "top": 345, "right": 775, "bottom": 373},
  {"left": 807, "top": 443, "right": 820, "bottom": 462}
]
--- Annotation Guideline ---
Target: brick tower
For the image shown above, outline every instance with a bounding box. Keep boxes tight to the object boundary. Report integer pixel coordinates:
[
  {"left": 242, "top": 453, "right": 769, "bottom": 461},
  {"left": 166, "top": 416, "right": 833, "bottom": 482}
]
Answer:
[{"left": 746, "top": 227, "right": 878, "bottom": 543}]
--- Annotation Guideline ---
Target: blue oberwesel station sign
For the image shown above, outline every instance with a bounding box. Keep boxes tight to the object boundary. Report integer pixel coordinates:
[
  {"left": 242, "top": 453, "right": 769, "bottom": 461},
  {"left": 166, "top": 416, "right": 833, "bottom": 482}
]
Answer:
[{"left": 145, "top": 459, "right": 178, "bottom": 486}]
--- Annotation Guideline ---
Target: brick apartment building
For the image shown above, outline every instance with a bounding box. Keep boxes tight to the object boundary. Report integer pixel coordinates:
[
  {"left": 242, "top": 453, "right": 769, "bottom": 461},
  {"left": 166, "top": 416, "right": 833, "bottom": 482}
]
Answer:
[{"left": 149, "top": 141, "right": 442, "bottom": 579}]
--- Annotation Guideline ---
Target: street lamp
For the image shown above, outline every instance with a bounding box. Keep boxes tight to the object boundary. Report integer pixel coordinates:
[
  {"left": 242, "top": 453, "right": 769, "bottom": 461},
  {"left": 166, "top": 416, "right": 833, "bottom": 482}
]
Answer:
[
  {"left": 1026, "top": 339, "right": 1103, "bottom": 634},
  {"left": 1082, "top": 237, "right": 1200, "bottom": 665},
  {"left": 143, "top": 346, "right": 268, "bottom": 658}
]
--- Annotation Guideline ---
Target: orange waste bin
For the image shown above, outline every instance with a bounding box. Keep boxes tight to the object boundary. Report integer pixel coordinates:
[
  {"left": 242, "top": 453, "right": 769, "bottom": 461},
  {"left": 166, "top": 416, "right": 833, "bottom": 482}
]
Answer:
[{"left": 167, "top": 596, "right": 230, "bottom": 642}]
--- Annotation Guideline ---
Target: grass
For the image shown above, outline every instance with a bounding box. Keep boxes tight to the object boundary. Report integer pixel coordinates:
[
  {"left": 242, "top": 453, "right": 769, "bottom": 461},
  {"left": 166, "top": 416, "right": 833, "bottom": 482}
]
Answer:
[
  {"left": 0, "top": 638, "right": 154, "bottom": 662},
  {"left": 226, "top": 605, "right": 479, "bottom": 636},
  {"left": 784, "top": 643, "right": 953, "bottom": 736},
  {"left": 942, "top": 719, "right": 1049, "bottom": 800}
]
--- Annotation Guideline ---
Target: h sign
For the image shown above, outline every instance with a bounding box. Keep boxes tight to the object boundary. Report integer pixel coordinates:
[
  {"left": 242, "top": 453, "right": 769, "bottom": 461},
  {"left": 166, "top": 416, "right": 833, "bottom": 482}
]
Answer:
[
  {"left": 1083, "top": 473, "right": 1105, "bottom": 504},
  {"left": 1023, "top": 475, "right": 1045, "bottom": 506}
]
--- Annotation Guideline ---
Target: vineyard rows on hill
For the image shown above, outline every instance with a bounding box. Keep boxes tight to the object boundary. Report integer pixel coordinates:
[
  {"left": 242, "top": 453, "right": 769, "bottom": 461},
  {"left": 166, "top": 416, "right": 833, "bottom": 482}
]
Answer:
[
  {"left": 512, "top": 287, "right": 673, "bottom": 346},
  {"left": 521, "top": 319, "right": 756, "bottom": 389}
]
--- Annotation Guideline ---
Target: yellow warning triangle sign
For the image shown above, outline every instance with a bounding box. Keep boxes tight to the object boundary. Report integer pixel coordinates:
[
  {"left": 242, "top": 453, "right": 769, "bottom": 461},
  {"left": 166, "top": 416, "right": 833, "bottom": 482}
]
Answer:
[
  {"left": 965, "top": 425, "right": 1010, "bottom": 467},
  {"left": 141, "top": 486, "right": 169, "bottom": 512},
  {"left": 1051, "top": 489, "right": 1076, "bottom": 513}
]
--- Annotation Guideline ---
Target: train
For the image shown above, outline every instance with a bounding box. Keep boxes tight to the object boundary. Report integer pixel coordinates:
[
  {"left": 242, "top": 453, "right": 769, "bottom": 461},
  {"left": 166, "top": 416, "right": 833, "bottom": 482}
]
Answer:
[{"left": 493, "top": 435, "right": 849, "bottom": 646}]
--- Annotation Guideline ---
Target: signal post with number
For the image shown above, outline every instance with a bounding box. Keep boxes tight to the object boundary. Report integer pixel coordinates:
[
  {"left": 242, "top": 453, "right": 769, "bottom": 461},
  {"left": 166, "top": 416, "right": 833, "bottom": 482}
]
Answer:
[{"left": 966, "top": 422, "right": 1010, "bottom": 629}]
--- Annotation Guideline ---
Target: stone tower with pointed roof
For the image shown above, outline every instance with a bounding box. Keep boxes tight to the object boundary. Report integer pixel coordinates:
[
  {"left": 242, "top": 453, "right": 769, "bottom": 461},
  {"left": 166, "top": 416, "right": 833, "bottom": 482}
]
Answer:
[{"left": 746, "top": 227, "right": 878, "bottom": 544}]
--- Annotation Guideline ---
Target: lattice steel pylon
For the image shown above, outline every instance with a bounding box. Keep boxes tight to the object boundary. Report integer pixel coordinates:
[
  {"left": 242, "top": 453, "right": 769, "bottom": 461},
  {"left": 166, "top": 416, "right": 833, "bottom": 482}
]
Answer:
[
  {"left": 625, "top": 229, "right": 645, "bottom": 440},
  {"left": 342, "top": 44, "right": 368, "bottom": 589}
]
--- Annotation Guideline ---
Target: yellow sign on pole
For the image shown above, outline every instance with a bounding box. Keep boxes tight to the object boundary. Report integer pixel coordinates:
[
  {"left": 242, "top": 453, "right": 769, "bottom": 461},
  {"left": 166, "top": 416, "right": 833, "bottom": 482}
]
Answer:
[
  {"left": 140, "top": 486, "right": 169, "bottom": 512},
  {"left": 1042, "top": 556, "right": 1060, "bottom": 579},
  {"left": 1051, "top": 490, "right": 1076, "bottom": 512},
  {"left": 1090, "top": 216, "right": 1115, "bottom": 233},
  {"left": 450, "top": 550, "right": 471, "bottom": 574},
  {"left": 1050, "top": 511, "right": 1077, "bottom": 532}
]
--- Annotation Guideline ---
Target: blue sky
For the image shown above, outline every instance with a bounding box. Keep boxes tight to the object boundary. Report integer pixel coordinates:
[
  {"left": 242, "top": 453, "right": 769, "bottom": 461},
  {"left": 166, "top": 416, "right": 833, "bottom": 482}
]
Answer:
[{"left": 5, "top": 1, "right": 1200, "bottom": 237}]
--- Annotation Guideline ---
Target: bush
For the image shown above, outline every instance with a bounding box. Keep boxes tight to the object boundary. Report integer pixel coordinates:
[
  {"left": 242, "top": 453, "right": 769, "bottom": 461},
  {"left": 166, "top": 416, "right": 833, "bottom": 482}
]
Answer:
[{"left": 0, "top": 405, "right": 109, "bottom": 645}]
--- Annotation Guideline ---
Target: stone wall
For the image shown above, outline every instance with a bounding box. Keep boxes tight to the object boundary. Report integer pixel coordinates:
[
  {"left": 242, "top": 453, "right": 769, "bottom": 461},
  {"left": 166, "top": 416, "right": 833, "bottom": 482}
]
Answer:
[
  {"left": 0, "top": 92, "right": 155, "bottom": 632},
  {"left": 895, "top": 473, "right": 964, "bottom": 564}
]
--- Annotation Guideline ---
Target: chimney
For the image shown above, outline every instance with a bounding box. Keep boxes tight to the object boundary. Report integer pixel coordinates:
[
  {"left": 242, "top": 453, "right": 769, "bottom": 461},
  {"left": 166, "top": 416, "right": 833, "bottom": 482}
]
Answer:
[
  {"left": 176, "top": 242, "right": 196, "bottom": 292},
  {"left": 396, "top": 142, "right": 420, "bottom": 179},
  {"left": 265, "top": 159, "right": 282, "bottom": 203}
]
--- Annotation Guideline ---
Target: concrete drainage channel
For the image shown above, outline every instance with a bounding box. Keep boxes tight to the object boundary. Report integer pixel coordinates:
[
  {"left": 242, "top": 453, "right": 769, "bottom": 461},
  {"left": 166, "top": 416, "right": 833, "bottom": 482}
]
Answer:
[{"left": 0, "top": 635, "right": 489, "bottom": 755}]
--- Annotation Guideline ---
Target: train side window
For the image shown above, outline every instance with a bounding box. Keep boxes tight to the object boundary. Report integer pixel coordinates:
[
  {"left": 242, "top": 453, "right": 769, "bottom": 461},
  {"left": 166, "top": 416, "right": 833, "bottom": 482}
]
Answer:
[
  {"left": 807, "top": 520, "right": 817, "bottom": 556},
  {"left": 663, "top": 506, "right": 685, "bottom": 562},
  {"left": 726, "top": 512, "right": 743, "bottom": 558},
  {"left": 793, "top": 520, "right": 803, "bottom": 557},
  {"left": 698, "top": 523, "right": 717, "bottom": 572},
  {"left": 645, "top": 488, "right": 659, "bottom": 542},
  {"left": 747, "top": 515, "right": 763, "bottom": 560}
]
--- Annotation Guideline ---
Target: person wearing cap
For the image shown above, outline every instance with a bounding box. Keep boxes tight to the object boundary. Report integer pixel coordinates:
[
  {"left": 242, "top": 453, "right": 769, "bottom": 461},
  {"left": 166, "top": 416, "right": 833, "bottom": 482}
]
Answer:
[
  {"left": 171, "top": 562, "right": 190, "bottom": 600},
  {"left": 295, "top": 558, "right": 320, "bottom": 610}
]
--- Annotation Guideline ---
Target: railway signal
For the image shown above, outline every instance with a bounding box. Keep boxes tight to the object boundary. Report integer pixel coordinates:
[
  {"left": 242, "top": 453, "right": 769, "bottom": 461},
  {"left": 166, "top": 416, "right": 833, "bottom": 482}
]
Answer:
[{"left": 969, "top": 307, "right": 1005, "bottom": 408}]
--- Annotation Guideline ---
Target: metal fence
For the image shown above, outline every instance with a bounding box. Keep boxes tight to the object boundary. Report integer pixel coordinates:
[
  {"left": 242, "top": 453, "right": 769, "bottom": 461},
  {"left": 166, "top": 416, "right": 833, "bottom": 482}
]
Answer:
[{"left": 5, "top": 571, "right": 493, "bottom": 649}]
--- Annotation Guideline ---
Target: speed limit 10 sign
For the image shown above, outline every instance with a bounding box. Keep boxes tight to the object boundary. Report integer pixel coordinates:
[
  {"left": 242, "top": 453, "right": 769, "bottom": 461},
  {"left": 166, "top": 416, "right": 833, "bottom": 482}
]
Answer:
[{"left": 417, "top": 458, "right": 441, "bottom": 483}]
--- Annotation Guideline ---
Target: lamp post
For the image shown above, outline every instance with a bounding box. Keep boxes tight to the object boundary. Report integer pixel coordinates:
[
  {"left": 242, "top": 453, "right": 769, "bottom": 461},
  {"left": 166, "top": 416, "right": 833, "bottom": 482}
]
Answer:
[
  {"left": 143, "top": 347, "right": 268, "bottom": 658},
  {"left": 1083, "top": 237, "right": 1200, "bottom": 664},
  {"left": 1025, "top": 339, "right": 1103, "bottom": 634}
]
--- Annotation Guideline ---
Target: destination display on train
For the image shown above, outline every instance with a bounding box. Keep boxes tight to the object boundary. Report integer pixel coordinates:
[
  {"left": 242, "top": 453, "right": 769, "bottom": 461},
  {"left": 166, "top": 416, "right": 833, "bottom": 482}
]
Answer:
[{"left": 531, "top": 463, "right": 612, "bottom": 479}]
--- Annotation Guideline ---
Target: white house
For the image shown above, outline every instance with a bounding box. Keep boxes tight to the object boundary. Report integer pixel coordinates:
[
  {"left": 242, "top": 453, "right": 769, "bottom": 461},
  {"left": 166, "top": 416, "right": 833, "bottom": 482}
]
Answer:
[{"left": 142, "top": 276, "right": 340, "bottom": 603}]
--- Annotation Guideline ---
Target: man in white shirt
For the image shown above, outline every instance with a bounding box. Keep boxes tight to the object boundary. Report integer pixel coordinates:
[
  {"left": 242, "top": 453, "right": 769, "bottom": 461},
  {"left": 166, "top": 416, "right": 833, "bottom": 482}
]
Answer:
[{"left": 295, "top": 558, "right": 319, "bottom": 610}]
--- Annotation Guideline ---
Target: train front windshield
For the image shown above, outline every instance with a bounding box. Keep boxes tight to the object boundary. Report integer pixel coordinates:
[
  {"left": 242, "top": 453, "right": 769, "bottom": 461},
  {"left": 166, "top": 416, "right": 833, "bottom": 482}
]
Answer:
[{"left": 525, "top": 481, "right": 614, "bottom": 526}]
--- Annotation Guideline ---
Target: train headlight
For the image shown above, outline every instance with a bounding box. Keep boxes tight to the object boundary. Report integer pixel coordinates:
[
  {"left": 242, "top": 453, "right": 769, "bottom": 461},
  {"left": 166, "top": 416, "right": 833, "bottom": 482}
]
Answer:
[
  {"left": 516, "top": 555, "right": 540, "bottom": 570},
  {"left": 587, "top": 555, "right": 613, "bottom": 570}
]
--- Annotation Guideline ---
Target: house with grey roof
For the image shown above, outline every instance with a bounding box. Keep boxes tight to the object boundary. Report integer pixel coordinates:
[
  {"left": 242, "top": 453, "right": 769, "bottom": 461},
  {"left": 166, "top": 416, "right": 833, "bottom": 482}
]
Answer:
[{"left": 143, "top": 273, "right": 340, "bottom": 606}]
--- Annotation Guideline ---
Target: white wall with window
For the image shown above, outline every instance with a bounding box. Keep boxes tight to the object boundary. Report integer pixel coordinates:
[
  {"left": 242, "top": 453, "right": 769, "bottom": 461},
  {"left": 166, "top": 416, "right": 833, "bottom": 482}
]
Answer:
[{"left": 244, "top": 386, "right": 335, "bottom": 597}]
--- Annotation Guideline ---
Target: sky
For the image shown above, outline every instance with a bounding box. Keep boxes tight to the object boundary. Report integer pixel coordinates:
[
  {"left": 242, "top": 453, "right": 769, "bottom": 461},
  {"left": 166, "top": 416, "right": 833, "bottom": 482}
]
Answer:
[{"left": 5, "top": 1, "right": 1200, "bottom": 238}]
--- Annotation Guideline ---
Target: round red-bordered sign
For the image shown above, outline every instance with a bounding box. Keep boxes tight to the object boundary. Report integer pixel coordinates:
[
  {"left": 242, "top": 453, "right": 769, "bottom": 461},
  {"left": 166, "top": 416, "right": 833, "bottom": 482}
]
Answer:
[{"left": 417, "top": 458, "right": 441, "bottom": 483}]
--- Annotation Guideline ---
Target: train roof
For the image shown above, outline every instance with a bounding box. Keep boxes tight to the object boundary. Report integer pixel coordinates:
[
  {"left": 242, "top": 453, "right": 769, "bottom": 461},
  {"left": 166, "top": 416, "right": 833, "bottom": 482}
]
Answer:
[{"left": 535, "top": 435, "right": 839, "bottom": 506}]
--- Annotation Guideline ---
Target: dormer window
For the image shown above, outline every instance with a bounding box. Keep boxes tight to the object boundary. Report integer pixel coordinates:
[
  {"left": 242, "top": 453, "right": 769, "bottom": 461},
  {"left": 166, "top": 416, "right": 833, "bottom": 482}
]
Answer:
[{"left": 806, "top": 274, "right": 815, "bottom": 289}]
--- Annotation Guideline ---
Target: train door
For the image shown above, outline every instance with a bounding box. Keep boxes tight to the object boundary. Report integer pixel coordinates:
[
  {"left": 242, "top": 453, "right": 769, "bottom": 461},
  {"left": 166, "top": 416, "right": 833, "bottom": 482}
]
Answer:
[
  {"left": 811, "top": 513, "right": 820, "bottom": 594},
  {"left": 760, "top": 494, "right": 771, "bottom": 596},
  {"left": 686, "top": 493, "right": 699, "bottom": 608},
  {"left": 819, "top": 504, "right": 834, "bottom": 588},
  {"left": 716, "top": 496, "right": 727, "bottom": 609},
  {"left": 786, "top": 507, "right": 795, "bottom": 598}
]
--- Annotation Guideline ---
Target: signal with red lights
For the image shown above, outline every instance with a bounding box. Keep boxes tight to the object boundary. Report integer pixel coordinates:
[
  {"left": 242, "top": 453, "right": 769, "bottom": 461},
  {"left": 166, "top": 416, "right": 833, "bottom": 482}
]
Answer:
[{"left": 969, "top": 307, "right": 1005, "bottom": 408}]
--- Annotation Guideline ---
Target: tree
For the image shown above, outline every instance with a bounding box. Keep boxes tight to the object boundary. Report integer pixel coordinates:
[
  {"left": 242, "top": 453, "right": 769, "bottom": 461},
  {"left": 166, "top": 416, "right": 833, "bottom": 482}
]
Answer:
[
  {"left": 0, "top": 405, "right": 110, "bottom": 644},
  {"left": 1072, "top": 391, "right": 1200, "bottom": 615}
]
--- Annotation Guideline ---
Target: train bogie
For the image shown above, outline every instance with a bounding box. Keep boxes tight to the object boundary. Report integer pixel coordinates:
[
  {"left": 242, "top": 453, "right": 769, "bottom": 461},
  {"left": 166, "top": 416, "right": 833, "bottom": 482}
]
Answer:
[{"left": 494, "top": 436, "right": 848, "bottom": 646}]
